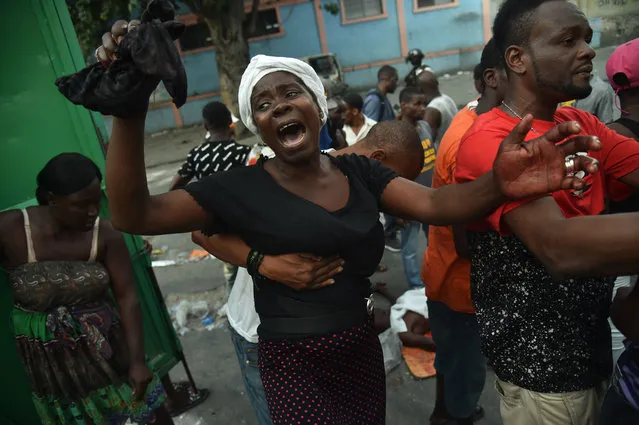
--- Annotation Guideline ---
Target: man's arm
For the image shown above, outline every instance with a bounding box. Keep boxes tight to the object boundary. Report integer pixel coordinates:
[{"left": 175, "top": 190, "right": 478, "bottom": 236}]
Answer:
[
  {"left": 423, "top": 107, "right": 442, "bottom": 141},
  {"left": 398, "top": 332, "right": 436, "bottom": 351},
  {"left": 191, "top": 232, "right": 343, "bottom": 289},
  {"left": 504, "top": 197, "right": 639, "bottom": 277}
]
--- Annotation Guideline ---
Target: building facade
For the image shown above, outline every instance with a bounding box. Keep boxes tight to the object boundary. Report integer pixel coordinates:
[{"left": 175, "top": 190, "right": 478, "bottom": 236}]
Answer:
[{"left": 111, "top": 0, "right": 614, "bottom": 133}]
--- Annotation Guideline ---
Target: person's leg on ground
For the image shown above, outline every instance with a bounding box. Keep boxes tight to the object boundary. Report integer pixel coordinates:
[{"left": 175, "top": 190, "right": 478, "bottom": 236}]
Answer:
[
  {"left": 428, "top": 300, "right": 486, "bottom": 424},
  {"left": 400, "top": 221, "right": 424, "bottom": 289},
  {"left": 230, "top": 327, "right": 273, "bottom": 425}
]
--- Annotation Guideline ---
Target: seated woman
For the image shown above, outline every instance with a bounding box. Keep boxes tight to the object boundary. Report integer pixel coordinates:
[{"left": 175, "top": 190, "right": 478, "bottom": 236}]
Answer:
[
  {"left": 0, "top": 153, "right": 171, "bottom": 425},
  {"left": 95, "top": 20, "right": 597, "bottom": 425}
]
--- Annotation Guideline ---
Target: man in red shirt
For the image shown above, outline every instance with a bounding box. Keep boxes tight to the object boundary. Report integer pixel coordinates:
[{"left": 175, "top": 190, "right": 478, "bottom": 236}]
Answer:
[
  {"left": 455, "top": 1, "right": 639, "bottom": 424},
  {"left": 423, "top": 39, "right": 507, "bottom": 425}
]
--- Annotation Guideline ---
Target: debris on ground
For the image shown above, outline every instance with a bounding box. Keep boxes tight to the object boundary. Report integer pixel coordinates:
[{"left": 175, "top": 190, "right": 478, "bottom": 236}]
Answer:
[{"left": 167, "top": 288, "right": 229, "bottom": 335}]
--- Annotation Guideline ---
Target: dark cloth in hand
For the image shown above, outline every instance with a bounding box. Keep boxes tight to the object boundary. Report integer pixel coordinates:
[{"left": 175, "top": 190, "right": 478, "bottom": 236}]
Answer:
[{"left": 55, "top": 0, "right": 187, "bottom": 118}]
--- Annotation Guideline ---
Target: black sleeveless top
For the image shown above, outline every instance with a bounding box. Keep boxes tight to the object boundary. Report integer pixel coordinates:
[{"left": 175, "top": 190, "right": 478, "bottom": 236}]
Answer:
[
  {"left": 185, "top": 153, "right": 398, "bottom": 339},
  {"left": 608, "top": 118, "right": 639, "bottom": 214}
]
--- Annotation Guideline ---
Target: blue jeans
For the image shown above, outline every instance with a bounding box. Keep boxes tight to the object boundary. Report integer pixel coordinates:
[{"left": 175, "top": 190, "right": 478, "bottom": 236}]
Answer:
[
  {"left": 427, "top": 300, "right": 487, "bottom": 419},
  {"left": 600, "top": 386, "right": 639, "bottom": 425},
  {"left": 230, "top": 327, "right": 273, "bottom": 425},
  {"left": 401, "top": 221, "right": 424, "bottom": 289}
]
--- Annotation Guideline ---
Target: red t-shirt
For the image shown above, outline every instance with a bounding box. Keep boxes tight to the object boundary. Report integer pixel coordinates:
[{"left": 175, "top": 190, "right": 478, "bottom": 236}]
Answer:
[{"left": 455, "top": 107, "right": 639, "bottom": 234}]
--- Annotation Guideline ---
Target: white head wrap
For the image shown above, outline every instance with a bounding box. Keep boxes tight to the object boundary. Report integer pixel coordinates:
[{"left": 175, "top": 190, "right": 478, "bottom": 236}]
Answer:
[{"left": 238, "top": 54, "right": 328, "bottom": 135}]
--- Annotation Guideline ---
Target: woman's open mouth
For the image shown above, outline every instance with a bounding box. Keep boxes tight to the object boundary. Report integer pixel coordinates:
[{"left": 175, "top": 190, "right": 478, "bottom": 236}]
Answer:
[{"left": 277, "top": 121, "right": 307, "bottom": 149}]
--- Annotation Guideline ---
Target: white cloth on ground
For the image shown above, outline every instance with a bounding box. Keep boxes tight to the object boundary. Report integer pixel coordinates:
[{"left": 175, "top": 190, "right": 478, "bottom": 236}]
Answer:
[
  {"left": 389, "top": 288, "right": 429, "bottom": 334},
  {"left": 238, "top": 54, "right": 328, "bottom": 135}
]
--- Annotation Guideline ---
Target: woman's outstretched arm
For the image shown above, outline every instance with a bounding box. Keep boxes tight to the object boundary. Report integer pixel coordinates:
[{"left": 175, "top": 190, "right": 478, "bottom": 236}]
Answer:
[{"left": 106, "top": 114, "right": 209, "bottom": 235}]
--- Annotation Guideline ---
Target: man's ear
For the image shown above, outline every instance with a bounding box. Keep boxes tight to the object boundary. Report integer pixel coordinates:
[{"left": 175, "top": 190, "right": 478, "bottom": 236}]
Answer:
[
  {"left": 483, "top": 68, "right": 498, "bottom": 90},
  {"left": 504, "top": 45, "right": 527, "bottom": 76},
  {"left": 370, "top": 149, "right": 386, "bottom": 162}
]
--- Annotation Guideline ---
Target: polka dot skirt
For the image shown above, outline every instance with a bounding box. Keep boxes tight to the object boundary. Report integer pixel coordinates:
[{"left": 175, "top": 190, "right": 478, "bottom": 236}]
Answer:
[{"left": 258, "top": 321, "right": 386, "bottom": 425}]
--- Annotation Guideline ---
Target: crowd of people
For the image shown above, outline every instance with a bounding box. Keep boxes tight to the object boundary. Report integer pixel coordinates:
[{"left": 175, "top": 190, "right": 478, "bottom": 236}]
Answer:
[{"left": 6, "top": 0, "right": 639, "bottom": 424}]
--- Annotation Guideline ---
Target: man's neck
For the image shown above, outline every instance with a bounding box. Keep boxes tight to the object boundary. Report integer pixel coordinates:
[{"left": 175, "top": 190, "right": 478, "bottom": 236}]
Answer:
[
  {"left": 475, "top": 92, "right": 500, "bottom": 116},
  {"left": 377, "top": 83, "right": 387, "bottom": 96},
  {"left": 206, "top": 131, "right": 232, "bottom": 142},
  {"left": 621, "top": 96, "right": 639, "bottom": 122},
  {"left": 400, "top": 114, "right": 419, "bottom": 127},
  {"left": 338, "top": 145, "right": 370, "bottom": 157},
  {"left": 501, "top": 84, "right": 558, "bottom": 122},
  {"left": 349, "top": 115, "right": 366, "bottom": 133}
]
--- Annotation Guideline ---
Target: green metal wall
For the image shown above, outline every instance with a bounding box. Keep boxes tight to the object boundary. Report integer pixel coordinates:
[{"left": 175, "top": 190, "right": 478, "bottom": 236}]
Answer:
[{"left": 0, "top": 1, "right": 183, "bottom": 423}]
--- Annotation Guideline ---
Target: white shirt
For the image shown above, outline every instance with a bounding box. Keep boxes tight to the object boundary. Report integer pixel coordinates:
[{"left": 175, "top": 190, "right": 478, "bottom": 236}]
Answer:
[
  {"left": 227, "top": 267, "right": 260, "bottom": 343},
  {"left": 343, "top": 116, "right": 377, "bottom": 146},
  {"left": 389, "top": 288, "right": 429, "bottom": 334}
]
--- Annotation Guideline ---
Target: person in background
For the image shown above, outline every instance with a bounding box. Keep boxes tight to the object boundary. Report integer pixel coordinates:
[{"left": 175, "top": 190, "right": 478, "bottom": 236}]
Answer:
[
  {"left": 404, "top": 48, "right": 432, "bottom": 88},
  {"left": 423, "top": 38, "right": 507, "bottom": 425},
  {"left": 599, "top": 37, "right": 639, "bottom": 425},
  {"left": 418, "top": 69, "right": 459, "bottom": 149},
  {"left": 0, "top": 153, "right": 173, "bottom": 425},
  {"left": 456, "top": 1, "right": 639, "bottom": 423},
  {"left": 364, "top": 65, "right": 401, "bottom": 252},
  {"left": 169, "top": 101, "right": 251, "bottom": 289},
  {"left": 372, "top": 283, "right": 435, "bottom": 351},
  {"left": 363, "top": 65, "right": 398, "bottom": 123},
  {"left": 343, "top": 93, "right": 377, "bottom": 146},
  {"left": 192, "top": 120, "right": 429, "bottom": 425},
  {"left": 397, "top": 86, "right": 436, "bottom": 289},
  {"left": 326, "top": 96, "right": 347, "bottom": 150},
  {"left": 169, "top": 101, "right": 251, "bottom": 191},
  {"left": 560, "top": 73, "right": 620, "bottom": 123}
]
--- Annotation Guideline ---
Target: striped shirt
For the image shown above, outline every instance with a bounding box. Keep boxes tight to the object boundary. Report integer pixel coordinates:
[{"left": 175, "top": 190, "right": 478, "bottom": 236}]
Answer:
[{"left": 178, "top": 139, "right": 251, "bottom": 181}]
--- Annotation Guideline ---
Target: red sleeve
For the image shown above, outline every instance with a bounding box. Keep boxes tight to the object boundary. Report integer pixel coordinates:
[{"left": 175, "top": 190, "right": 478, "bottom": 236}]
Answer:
[
  {"left": 579, "top": 112, "right": 639, "bottom": 200},
  {"left": 455, "top": 122, "right": 546, "bottom": 235}
]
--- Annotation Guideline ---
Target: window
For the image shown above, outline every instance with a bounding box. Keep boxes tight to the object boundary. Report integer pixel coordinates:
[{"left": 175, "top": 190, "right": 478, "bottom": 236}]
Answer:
[
  {"left": 178, "top": 21, "right": 213, "bottom": 52},
  {"left": 342, "top": 0, "right": 384, "bottom": 21},
  {"left": 245, "top": 8, "right": 281, "bottom": 38},
  {"left": 415, "top": 0, "right": 457, "bottom": 10}
]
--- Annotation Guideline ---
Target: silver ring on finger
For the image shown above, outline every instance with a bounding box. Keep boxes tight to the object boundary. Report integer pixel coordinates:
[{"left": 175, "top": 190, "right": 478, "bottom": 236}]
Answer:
[{"left": 565, "top": 156, "right": 576, "bottom": 175}]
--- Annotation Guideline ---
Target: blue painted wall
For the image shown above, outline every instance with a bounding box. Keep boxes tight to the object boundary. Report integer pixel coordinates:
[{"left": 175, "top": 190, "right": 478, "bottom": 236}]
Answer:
[
  {"left": 323, "top": 1, "right": 401, "bottom": 67},
  {"left": 249, "top": 2, "right": 322, "bottom": 58},
  {"left": 404, "top": 0, "right": 483, "bottom": 52},
  {"left": 123, "top": 0, "right": 489, "bottom": 135}
]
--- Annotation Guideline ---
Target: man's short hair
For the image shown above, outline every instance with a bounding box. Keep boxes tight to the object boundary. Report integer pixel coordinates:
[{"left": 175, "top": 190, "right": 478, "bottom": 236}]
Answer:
[
  {"left": 399, "top": 86, "right": 423, "bottom": 104},
  {"left": 474, "top": 63, "right": 485, "bottom": 83},
  {"left": 493, "top": 0, "right": 558, "bottom": 56},
  {"left": 343, "top": 93, "right": 364, "bottom": 111},
  {"left": 378, "top": 65, "right": 398, "bottom": 82},
  {"left": 202, "top": 101, "right": 232, "bottom": 131},
  {"left": 362, "top": 120, "right": 423, "bottom": 161},
  {"left": 480, "top": 38, "right": 504, "bottom": 72}
]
